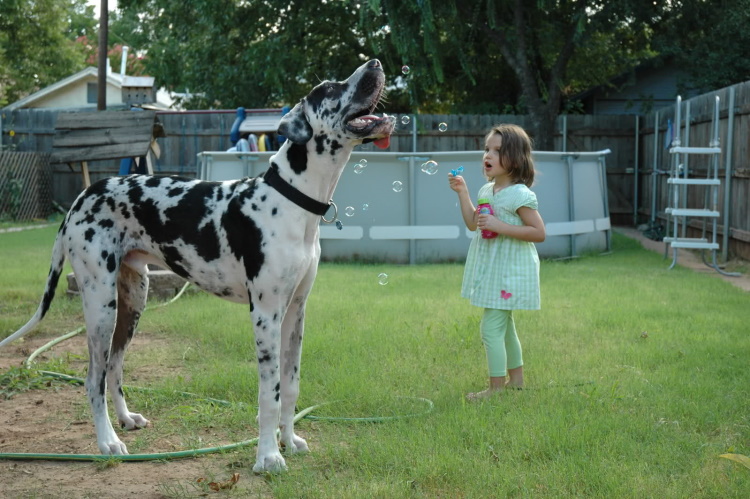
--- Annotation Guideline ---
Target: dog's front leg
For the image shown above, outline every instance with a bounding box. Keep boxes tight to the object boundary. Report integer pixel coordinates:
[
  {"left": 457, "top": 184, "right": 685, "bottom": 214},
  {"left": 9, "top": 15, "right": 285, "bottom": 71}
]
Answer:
[
  {"left": 278, "top": 273, "right": 315, "bottom": 455},
  {"left": 252, "top": 304, "right": 286, "bottom": 473}
]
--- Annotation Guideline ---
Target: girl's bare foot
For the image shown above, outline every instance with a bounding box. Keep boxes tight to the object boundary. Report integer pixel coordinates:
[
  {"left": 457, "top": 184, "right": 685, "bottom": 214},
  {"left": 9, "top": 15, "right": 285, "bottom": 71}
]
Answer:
[{"left": 466, "top": 388, "right": 503, "bottom": 401}]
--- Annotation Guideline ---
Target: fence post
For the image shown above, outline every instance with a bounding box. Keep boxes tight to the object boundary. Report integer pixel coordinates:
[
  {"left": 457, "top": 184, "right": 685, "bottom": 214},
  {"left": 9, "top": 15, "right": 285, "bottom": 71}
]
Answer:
[{"left": 722, "top": 86, "right": 736, "bottom": 262}]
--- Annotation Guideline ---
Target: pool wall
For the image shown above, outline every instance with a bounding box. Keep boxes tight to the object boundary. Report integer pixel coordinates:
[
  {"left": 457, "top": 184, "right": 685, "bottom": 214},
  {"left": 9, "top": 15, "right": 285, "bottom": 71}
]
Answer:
[{"left": 198, "top": 149, "right": 611, "bottom": 262}]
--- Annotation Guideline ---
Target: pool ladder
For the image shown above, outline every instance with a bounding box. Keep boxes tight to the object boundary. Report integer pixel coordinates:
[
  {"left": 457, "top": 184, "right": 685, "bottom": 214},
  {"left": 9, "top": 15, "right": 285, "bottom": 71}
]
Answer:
[{"left": 664, "top": 95, "right": 739, "bottom": 276}]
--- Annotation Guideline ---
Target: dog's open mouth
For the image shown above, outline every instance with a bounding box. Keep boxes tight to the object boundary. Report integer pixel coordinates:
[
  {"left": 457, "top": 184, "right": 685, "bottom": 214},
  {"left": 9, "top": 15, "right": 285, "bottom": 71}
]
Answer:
[
  {"left": 347, "top": 113, "right": 394, "bottom": 149},
  {"left": 345, "top": 83, "right": 395, "bottom": 149}
]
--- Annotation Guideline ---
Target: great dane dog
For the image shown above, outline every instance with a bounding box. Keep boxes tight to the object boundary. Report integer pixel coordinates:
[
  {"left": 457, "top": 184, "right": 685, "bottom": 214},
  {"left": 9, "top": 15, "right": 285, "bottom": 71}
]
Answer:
[{"left": 0, "top": 59, "right": 394, "bottom": 473}]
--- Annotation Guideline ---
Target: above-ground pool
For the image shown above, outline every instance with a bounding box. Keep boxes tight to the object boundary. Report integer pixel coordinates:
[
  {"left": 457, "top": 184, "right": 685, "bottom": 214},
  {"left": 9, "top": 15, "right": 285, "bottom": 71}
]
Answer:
[{"left": 198, "top": 149, "right": 612, "bottom": 262}]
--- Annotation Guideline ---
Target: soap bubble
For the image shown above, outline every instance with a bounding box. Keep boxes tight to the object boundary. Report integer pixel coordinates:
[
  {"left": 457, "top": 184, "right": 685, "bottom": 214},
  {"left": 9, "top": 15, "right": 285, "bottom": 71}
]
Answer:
[
  {"left": 359, "top": 159, "right": 367, "bottom": 165},
  {"left": 378, "top": 272, "right": 389, "bottom": 285},
  {"left": 362, "top": 203, "right": 369, "bottom": 211},
  {"left": 401, "top": 65, "right": 410, "bottom": 75},
  {"left": 353, "top": 162, "right": 366, "bottom": 174},
  {"left": 401, "top": 115, "right": 411, "bottom": 125},
  {"left": 345, "top": 206, "right": 355, "bottom": 217},
  {"left": 438, "top": 122, "right": 448, "bottom": 132},
  {"left": 421, "top": 160, "right": 439, "bottom": 175},
  {"left": 392, "top": 181, "right": 403, "bottom": 192}
]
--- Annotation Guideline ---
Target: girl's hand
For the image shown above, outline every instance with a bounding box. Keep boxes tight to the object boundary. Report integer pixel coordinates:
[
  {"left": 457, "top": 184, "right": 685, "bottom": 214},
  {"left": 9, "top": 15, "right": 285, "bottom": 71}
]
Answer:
[
  {"left": 477, "top": 213, "right": 504, "bottom": 234},
  {"left": 448, "top": 174, "right": 467, "bottom": 193}
]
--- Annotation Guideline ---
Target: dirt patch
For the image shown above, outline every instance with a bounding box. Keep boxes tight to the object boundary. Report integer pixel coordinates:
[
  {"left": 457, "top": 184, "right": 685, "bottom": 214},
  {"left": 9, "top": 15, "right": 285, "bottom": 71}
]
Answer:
[
  {"left": 615, "top": 227, "right": 750, "bottom": 292},
  {"left": 0, "top": 335, "right": 271, "bottom": 498}
]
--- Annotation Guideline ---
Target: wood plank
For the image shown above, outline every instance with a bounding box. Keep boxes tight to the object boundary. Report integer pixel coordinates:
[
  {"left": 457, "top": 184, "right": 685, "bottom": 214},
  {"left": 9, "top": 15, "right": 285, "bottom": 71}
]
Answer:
[
  {"left": 55, "top": 110, "right": 157, "bottom": 130},
  {"left": 53, "top": 128, "right": 154, "bottom": 148},
  {"left": 51, "top": 143, "right": 152, "bottom": 164}
]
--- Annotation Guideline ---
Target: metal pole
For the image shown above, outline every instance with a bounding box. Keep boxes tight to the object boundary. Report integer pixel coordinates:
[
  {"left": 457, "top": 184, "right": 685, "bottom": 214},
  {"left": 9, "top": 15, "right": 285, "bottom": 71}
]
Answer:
[
  {"left": 97, "top": 0, "right": 109, "bottom": 111},
  {"left": 633, "top": 115, "right": 639, "bottom": 226},
  {"left": 722, "top": 86, "right": 736, "bottom": 262},
  {"left": 650, "top": 111, "right": 659, "bottom": 225},
  {"left": 562, "top": 114, "right": 567, "bottom": 152},
  {"left": 681, "top": 100, "right": 690, "bottom": 238},
  {"left": 408, "top": 154, "right": 416, "bottom": 264},
  {"left": 565, "top": 155, "right": 576, "bottom": 257}
]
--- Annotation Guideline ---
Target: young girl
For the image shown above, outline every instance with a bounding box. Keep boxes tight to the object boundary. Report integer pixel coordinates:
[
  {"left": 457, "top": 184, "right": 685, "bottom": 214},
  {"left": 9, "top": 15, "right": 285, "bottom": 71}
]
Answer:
[{"left": 448, "top": 124, "right": 545, "bottom": 400}]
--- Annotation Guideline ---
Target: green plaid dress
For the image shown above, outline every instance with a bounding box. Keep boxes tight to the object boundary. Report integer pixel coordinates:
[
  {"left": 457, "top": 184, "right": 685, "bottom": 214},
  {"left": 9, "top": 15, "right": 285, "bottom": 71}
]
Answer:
[{"left": 461, "top": 182, "right": 541, "bottom": 310}]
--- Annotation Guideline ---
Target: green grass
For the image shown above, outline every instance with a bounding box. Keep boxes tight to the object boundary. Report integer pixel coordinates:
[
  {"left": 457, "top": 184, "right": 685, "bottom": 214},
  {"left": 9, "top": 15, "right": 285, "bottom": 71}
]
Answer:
[{"left": 1, "top": 226, "right": 749, "bottom": 497}]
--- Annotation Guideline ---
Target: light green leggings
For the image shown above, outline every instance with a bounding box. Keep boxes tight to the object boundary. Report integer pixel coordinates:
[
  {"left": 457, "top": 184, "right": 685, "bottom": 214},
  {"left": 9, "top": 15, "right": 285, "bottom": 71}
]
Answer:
[{"left": 481, "top": 308, "right": 523, "bottom": 377}]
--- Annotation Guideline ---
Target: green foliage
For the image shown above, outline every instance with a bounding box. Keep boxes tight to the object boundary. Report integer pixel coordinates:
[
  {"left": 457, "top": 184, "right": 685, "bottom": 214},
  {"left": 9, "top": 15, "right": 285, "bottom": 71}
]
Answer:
[
  {"left": 655, "top": 0, "right": 750, "bottom": 92},
  {"left": 0, "top": 367, "right": 50, "bottom": 399},
  {"left": 0, "top": 0, "right": 93, "bottom": 107}
]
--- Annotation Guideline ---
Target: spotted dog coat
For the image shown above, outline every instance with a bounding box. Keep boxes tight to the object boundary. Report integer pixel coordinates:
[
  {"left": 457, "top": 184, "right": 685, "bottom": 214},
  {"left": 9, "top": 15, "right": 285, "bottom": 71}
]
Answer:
[{"left": 1, "top": 60, "right": 394, "bottom": 473}]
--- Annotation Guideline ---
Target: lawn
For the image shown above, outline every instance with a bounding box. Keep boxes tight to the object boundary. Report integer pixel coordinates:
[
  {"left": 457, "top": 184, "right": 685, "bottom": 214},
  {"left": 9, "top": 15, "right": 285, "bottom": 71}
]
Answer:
[{"left": 0, "top": 225, "right": 748, "bottom": 497}]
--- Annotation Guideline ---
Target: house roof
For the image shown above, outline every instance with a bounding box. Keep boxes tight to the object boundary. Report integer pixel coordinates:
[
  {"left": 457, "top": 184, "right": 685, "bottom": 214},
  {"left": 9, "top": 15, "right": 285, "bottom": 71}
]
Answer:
[{"left": 3, "top": 67, "right": 172, "bottom": 111}]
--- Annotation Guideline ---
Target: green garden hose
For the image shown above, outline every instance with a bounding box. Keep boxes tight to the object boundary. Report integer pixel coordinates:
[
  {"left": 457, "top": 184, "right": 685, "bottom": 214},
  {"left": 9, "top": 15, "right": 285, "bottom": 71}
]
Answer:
[{"left": 0, "top": 282, "right": 434, "bottom": 462}]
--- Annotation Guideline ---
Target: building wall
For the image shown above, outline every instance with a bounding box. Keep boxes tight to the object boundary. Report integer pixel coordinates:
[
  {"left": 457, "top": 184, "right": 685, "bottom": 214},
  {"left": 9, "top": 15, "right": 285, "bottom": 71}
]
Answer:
[{"left": 27, "top": 75, "right": 124, "bottom": 109}]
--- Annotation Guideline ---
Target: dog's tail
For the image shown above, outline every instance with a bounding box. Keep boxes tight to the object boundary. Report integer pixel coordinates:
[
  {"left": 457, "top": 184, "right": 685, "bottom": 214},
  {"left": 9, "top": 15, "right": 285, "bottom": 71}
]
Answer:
[{"left": 0, "top": 223, "right": 67, "bottom": 349}]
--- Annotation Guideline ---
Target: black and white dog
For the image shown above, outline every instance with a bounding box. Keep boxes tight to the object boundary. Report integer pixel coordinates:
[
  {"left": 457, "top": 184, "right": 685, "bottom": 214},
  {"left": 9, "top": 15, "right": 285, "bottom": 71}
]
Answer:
[{"left": 1, "top": 60, "right": 394, "bottom": 473}]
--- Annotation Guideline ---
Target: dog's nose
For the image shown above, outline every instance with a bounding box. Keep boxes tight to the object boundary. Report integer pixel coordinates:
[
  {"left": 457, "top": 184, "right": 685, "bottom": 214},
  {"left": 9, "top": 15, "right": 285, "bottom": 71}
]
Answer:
[{"left": 367, "top": 59, "right": 382, "bottom": 69}]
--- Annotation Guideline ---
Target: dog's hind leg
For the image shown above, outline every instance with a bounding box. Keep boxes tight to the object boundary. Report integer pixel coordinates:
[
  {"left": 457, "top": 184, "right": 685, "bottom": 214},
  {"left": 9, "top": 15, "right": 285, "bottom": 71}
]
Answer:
[
  {"left": 108, "top": 263, "right": 150, "bottom": 431},
  {"left": 74, "top": 262, "right": 129, "bottom": 455}
]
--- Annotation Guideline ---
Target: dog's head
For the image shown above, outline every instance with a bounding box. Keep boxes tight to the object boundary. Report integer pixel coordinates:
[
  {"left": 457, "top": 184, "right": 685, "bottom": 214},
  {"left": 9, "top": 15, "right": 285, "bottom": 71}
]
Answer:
[{"left": 278, "top": 60, "right": 395, "bottom": 151}]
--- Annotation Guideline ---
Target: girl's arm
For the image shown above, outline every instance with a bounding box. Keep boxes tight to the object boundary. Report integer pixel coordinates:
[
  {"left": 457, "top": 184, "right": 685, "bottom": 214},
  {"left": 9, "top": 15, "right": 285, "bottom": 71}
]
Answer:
[
  {"left": 448, "top": 175, "right": 478, "bottom": 230},
  {"left": 477, "top": 206, "right": 546, "bottom": 243}
]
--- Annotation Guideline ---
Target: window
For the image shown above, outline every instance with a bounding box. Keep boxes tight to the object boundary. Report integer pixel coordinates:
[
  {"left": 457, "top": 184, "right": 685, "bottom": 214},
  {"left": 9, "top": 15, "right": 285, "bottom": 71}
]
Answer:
[{"left": 87, "top": 83, "right": 97, "bottom": 104}]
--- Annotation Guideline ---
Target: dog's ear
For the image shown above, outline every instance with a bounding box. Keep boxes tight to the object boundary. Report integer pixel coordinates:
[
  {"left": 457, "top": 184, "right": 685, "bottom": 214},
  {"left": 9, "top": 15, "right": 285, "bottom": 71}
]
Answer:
[{"left": 278, "top": 102, "right": 312, "bottom": 145}]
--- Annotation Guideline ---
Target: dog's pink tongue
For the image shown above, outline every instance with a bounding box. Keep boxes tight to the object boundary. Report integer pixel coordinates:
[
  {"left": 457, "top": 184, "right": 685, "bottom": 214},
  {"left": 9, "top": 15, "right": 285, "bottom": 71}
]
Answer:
[{"left": 374, "top": 136, "right": 391, "bottom": 149}]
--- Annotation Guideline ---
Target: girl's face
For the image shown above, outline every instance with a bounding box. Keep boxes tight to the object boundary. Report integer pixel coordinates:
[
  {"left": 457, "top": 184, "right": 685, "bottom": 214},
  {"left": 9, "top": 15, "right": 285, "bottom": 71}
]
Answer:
[{"left": 483, "top": 133, "right": 507, "bottom": 180}]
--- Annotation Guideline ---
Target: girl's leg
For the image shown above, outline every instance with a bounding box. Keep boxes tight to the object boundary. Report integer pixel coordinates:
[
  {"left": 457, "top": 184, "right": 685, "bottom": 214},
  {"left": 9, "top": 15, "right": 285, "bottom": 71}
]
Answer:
[
  {"left": 504, "top": 312, "right": 524, "bottom": 388},
  {"left": 467, "top": 309, "right": 510, "bottom": 400}
]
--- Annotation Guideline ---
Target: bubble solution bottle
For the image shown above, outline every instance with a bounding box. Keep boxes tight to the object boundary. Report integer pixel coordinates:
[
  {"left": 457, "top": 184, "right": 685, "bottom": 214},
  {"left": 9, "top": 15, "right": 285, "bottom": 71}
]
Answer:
[{"left": 476, "top": 198, "right": 498, "bottom": 239}]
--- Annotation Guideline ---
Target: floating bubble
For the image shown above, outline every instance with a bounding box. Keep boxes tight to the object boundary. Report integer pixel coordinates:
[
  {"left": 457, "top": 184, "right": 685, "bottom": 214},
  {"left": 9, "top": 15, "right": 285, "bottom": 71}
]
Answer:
[
  {"left": 362, "top": 203, "right": 369, "bottom": 211},
  {"left": 401, "top": 115, "right": 411, "bottom": 125},
  {"left": 421, "top": 160, "right": 439, "bottom": 175},
  {"left": 378, "top": 272, "right": 389, "bottom": 285},
  {"left": 401, "top": 65, "right": 410, "bottom": 75},
  {"left": 353, "top": 162, "right": 366, "bottom": 174},
  {"left": 392, "top": 180, "right": 403, "bottom": 192},
  {"left": 359, "top": 159, "right": 367, "bottom": 165},
  {"left": 345, "top": 206, "right": 355, "bottom": 217},
  {"left": 438, "top": 122, "right": 448, "bottom": 132}
]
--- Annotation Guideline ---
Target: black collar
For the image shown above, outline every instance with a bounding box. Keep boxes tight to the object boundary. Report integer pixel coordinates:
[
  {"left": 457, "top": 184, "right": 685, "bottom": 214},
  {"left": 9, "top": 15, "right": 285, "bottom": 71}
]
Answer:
[{"left": 262, "top": 164, "right": 331, "bottom": 216}]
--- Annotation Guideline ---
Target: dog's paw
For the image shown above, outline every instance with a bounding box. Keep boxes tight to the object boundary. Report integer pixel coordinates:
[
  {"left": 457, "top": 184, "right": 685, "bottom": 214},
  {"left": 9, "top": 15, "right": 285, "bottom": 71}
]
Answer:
[
  {"left": 253, "top": 452, "right": 287, "bottom": 474},
  {"left": 99, "top": 438, "right": 129, "bottom": 455},
  {"left": 281, "top": 434, "right": 309, "bottom": 455},
  {"left": 119, "top": 412, "right": 150, "bottom": 430}
]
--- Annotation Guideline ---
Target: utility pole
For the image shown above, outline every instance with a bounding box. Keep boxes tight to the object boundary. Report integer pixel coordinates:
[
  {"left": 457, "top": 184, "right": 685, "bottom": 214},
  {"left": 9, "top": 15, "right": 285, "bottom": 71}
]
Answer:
[{"left": 97, "top": 0, "right": 109, "bottom": 111}]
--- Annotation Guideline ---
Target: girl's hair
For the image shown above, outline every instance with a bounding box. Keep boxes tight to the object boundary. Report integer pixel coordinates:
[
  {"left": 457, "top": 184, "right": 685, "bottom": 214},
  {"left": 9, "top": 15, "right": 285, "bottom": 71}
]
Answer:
[{"left": 485, "top": 124, "right": 535, "bottom": 187}]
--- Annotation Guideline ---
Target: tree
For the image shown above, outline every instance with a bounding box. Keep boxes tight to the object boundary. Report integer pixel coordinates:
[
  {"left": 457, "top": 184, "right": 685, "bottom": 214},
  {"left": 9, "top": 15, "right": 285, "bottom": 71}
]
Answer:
[
  {"left": 653, "top": 0, "right": 750, "bottom": 92},
  {"left": 0, "top": 0, "right": 94, "bottom": 107},
  {"left": 117, "top": 0, "right": 392, "bottom": 109},
  {"left": 362, "top": 0, "right": 666, "bottom": 149}
]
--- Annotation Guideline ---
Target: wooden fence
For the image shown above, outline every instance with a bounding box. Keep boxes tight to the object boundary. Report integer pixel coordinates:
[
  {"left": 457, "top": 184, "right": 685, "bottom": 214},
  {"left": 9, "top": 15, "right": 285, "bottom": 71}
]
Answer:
[
  {"left": 0, "top": 152, "right": 52, "bottom": 221},
  {"left": 0, "top": 109, "right": 637, "bottom": 215},
  {"left": 0, "top": 94, "right": 747, "bottom": 258},
  {"left": 638, "top": 79, "right": 750, "bottom": 260}
]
